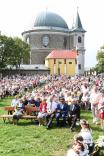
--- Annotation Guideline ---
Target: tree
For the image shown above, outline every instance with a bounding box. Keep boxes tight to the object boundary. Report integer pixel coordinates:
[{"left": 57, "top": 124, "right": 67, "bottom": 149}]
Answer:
[
  {"left": 0, "top": 35, "right": 9, "bottom": 69},
  {"left": 10, "top": 37, "right": 30, "bottom": 69},
  {"left": 0, "top": 35, "right": 30, "bottom": 70},
  {"left": 96, "top": 45, "right": 104, "bottom": 73}
]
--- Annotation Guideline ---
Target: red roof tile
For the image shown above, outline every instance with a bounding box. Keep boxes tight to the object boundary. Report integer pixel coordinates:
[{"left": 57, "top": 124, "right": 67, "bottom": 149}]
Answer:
[{"left": 46, "top": 50, "right": 77, "bottom": 59}]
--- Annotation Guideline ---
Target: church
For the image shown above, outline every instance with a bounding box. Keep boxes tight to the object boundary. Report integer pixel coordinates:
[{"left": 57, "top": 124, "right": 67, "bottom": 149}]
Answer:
[{"left": 22, "top": 10, "right": 86, "bottom": 75}]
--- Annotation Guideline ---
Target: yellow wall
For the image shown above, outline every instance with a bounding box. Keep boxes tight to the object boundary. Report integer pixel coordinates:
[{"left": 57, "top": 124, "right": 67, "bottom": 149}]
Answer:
[
  {"left": 45, "top": 58, "right": 76, "bottom": 76},
  {"left": 56, "top": 59, "right": 64, "bottom": 75},
  {"left": 66, "top": 59, "right": 76, "bottom": 76},
  {"left": 46, "top": 59, "right": 54, "bottom": 75},
  {"left": 45, "top": 59, "right": 49, "bottom": 67}
]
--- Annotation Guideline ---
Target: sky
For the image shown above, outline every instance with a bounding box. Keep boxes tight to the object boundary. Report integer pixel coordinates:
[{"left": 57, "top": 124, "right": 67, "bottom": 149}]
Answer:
[{"left": 0, "top": 0, "right": 104, "bottom": 68}]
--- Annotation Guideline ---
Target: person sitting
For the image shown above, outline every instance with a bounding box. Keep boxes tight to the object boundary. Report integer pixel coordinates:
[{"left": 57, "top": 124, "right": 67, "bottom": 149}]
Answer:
[
  {"left": 74, "top": 135, "right": 89, "bottom": 156},
  {"left": 66, "top": 140, "right": 84, "bottom": 156},
  {"left": 68, "top": 98, "right": 80, "bottom": 131},
  {"left": 56, "top": 97, "right": 69, "bottom": 127},
  {"left": 10, "top": 95, "right": 19, "bottom": 115},
  {"left": 34, "top": 97, "right": 41, "bottom": 108},
  {"left": 37, "top": 98, "right": 47, "bottom": 126},
  {"left": 18, "top": 98, "right": 25, "bottom": 110},
  {"left": 22, "top": 95, "right": 28, "bottom": 106},
  {"left": 28, "top": 96, "right": 35, "bottom": 105},
  {"left": 65, "top": 91, "right": 73, "bottom": 105},
  {"left": 12, "top": 104, "right": 24, "bottom": 124},
  {"left": 46, "top": 95, "right": 58, "bottom": 129},
  {"left": 28, "top": 96, "right": 41, "bottom": 108},
  {"left": 79, "top": 119, "right": 94, "bottom": 155},
  {"left": 11, "top": 95, "right": 19, "bottom": 107}
]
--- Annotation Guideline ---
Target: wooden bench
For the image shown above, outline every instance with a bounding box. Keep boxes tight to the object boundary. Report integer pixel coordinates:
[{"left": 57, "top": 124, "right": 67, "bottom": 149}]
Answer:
[
  {"left": 4, "top": 106, "right": 15, "bottom": 114},
  {"left": 25, "top": 105, "right": 38, "bottom": 115},
  {"left": 0, "top": 114, "right": 37, "bottom": 124},
  {"left": 0, "top": 105, "right": 39, "bottom": 124},
  {"left": 4, "top": 106, "right": 38, "bottom": 115}
]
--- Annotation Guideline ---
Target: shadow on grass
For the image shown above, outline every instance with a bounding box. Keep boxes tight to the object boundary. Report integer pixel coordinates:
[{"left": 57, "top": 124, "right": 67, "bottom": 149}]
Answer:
[
  {"left": 0, "top": 103, "right": 6, "bottom": 107},
  {"left": 0, "top": 119, "right": 39, "bottom": 126},
  {"left": 12, "top": 120, "right": 40, "bottom": 126}
]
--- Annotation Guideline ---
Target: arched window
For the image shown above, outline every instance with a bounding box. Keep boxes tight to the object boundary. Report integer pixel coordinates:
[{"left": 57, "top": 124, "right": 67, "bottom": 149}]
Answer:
[
  {"left": 78, "top": 36, "right": 81, "bottom": 43},
  {"left": 63, "top": 37, "right": 67, "bottom": 48},
  {"left": 78, "top": 64, "right": 81, "bottom": 70}
]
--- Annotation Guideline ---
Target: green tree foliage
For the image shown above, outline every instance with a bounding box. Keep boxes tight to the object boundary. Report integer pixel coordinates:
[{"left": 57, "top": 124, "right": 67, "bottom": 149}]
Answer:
[
  {"left": 0, "top": 35, "right": 8, "bottom": 69},
  {"left": 96, "top": 45, "right": 104, "bottom": 73},
  {"left": 10, "top": 37, "right": 30, "bottom": 68},
  {"left": 0, "top": 35, "right": 30, "bottom": 70}
]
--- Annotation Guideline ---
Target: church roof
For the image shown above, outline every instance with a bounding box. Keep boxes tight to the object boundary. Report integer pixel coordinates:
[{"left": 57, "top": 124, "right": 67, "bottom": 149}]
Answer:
[
  {"left": 46, "top": 50, "right": 77, "bottom": 59},
  {"left": 34, "top": 11, "right": 69, "bottom": 31},
  {"left": 71, "top": 11, "right": 86, "bottom": 32}
]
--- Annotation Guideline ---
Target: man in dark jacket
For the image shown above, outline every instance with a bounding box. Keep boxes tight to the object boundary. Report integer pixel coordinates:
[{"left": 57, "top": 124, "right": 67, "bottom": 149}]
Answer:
[
  {"left": 56, "top": 97, "right": 69, "bottom": 127},
  {"left": 68, "top": 98, "right": 80, "bottom": 131}
]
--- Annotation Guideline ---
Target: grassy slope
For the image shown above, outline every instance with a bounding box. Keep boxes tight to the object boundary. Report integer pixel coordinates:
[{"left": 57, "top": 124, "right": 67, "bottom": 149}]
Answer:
[{"left": 0, "top": 97, "right": 104, "bottom": 156}]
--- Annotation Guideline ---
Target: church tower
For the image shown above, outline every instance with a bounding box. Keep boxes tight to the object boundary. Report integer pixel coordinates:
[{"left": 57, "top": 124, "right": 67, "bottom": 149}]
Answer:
[{"left": 70, "top": 10, "right": 86, "bottom": 75}]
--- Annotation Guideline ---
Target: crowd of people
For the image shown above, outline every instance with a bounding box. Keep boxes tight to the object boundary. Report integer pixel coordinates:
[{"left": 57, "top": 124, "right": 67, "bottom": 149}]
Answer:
[
  {"left": 0, "top": 74, "right": 47, "bottom": 98},
  {"left": 1, "top": 73, "right": 104, "bottom": 155}
]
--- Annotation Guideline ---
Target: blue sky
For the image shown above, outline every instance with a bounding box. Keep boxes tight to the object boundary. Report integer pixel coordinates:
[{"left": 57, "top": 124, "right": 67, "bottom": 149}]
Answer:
[{"left": 0, "top": 0, "right": 104, "bottom": 68}]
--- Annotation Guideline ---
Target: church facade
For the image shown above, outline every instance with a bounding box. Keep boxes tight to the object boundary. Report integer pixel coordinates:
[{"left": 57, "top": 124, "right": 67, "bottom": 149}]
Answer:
[{"left": 22, "top": 11, "right": 86, "bottom": 75}]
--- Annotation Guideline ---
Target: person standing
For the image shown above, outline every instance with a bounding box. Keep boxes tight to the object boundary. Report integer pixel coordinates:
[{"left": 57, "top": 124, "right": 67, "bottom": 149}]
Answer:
[
  {"left": 98, "top": 89, "right": 104, "bottom": 129},
  {"left": 90, "top": 85, "right": 100, "bottom": 124}
]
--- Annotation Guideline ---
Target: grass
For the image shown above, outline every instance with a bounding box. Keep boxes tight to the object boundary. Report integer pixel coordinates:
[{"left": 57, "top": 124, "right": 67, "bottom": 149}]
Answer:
[{"left": 0, "top": 97, "right": 104, "bottom": 156}]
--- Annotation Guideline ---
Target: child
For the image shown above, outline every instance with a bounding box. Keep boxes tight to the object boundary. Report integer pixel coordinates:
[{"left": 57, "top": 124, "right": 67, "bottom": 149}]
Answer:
[
  {"left": 67, "top": 140, "right": 84, "bottom": 156},
  {"left": 79, "top": 119, "right": 94, "bottom": 154},
  {"left": 74, "top": 135, "right": 89, "bottom": 156}
]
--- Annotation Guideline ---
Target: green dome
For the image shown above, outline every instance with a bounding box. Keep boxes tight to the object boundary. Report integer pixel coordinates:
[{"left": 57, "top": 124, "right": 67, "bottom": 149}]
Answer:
[{"left": 34, "top": 11, "right": 69, "bottom": 31}]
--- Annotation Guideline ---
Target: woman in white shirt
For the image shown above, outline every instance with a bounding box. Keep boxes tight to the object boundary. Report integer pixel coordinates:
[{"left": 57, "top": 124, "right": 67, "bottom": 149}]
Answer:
[
  {"left": 90, "top": 85, "right": 100, "bottom": 124},
  {"left": 79, "top": 119, "right": 94, "bottom": 155}
]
